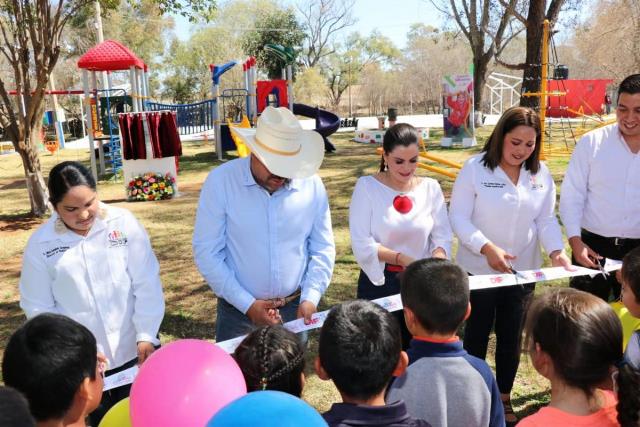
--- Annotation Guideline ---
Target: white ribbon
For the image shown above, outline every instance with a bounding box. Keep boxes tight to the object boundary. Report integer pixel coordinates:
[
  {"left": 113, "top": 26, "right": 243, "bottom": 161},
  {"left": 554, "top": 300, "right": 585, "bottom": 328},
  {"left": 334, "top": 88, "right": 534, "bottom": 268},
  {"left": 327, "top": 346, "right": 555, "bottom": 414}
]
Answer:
[
  {"left": 105, "top": 260, "right": 622, "bottom": 390},
  {"left": 217, "top": 259, "right": 622, "bottom": 351},
  {"left": 103, "top": 365, "right": 139, "bottom": 391}
]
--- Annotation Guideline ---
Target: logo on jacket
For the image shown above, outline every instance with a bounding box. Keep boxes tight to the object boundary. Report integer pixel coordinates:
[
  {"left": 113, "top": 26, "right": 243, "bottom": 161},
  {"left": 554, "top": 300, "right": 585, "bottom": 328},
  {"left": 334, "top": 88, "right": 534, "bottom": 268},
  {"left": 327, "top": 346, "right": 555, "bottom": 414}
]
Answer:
[
  {"left": 108, "top": 230, "right": 128, "bottom": 247},
  {"left": 529, "top": 175, "right": 544, "bottom": 190}
]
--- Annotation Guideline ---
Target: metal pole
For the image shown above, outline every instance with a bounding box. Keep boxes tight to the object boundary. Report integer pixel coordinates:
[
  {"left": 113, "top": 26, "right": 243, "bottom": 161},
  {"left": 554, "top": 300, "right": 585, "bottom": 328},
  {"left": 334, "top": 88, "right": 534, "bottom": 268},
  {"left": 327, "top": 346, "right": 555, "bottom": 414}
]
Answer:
[
  {"left": 95, "top": 1, "right": 110, "bottom": 94},
  {"left": 214, "top": 82, "right": 222, "bottom": 160},
  {"left": 540, "top": 19, "right": 549, "bottom": 160},
  {"left": 49, "top": 74, "right": 66, "bottom": 149},
  {"left": 82, "top": 70, "right": 98, "bottom": 181},
  {"left": 91, "top": 71, "right": 105, "bottom": 174},
  {"left": 129, "top": 66, "right": 139, "bottom": 112},
  {"left": 348, "top": 59, "right": 352, "bottom": 117},
  {"left": 79, "top": 95, "right": 86, "bottom": 138},
  {"left": 251, "top": 61, "right": 257, "bottom": 122},
  {"left": 287, "top": 64, "right": 293, "bottom": 111}
]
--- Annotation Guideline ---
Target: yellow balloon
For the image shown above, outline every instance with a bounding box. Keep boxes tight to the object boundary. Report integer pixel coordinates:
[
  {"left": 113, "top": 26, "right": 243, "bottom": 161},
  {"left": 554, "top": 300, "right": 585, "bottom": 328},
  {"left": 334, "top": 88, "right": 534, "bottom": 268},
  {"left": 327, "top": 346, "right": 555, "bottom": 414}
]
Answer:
[
  {"left": 99, "top": 397, "right": 132, "bottom": 427},
  {"left": 610, "top": 301, "right": 640, "bottom": 350}
]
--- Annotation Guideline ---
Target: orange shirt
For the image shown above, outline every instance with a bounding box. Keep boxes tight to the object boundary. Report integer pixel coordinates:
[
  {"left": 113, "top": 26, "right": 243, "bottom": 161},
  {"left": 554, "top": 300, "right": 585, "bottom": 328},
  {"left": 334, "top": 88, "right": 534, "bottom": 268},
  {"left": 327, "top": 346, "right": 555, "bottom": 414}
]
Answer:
[{"left": 517, "top": 390, "right": 618, "bottom": 427}]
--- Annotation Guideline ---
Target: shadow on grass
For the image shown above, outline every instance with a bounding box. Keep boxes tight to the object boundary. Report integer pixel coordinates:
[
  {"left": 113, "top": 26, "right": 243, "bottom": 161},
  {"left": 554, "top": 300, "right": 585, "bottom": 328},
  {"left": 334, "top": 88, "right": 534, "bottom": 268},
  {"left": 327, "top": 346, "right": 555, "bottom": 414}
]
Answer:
[
  {"left": 102, "top": 197, "right": 128, "bottom": 204},
  {"left": 178, "top": 150, "right": 238, "bottom": 173},
  {"left": 0, "top": 212, "right": 44, "bottom": 231},
  {"left": 0, "top": 179, "right": 26, "bottom": 190},
  {"left": 161, "top": 311, "right": 215, "bottom": 341},
  {"left": 0, "top": 300, "right": 27, "bottom": 381},
  {"left": 513, "top": 390, "right": 551, "bottom": 417}
]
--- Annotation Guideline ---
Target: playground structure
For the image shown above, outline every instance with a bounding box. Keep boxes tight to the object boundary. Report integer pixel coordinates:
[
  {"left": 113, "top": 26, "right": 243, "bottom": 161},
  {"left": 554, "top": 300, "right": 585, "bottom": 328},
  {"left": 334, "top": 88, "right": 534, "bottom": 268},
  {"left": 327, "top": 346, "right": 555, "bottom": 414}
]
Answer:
[
  {"left": 7, "top": 88, "right": 91, "bottom": 153},
  {"left": 224, "top": 44, "right": 340, "bottom": 157},
  {"left": 77, "top": 40, "right": 179, "bottom": 187},
  {"left": 488, "top": 73, "right": 522, "bottom": 115}
]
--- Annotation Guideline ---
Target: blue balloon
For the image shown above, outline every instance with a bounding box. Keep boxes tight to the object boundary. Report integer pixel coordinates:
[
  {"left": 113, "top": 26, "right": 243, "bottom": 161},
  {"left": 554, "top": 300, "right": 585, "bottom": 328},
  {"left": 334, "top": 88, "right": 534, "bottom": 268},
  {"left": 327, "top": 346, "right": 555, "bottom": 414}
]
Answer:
[{"left": 207, "top": 391, "right": 327, "bottom": 427}]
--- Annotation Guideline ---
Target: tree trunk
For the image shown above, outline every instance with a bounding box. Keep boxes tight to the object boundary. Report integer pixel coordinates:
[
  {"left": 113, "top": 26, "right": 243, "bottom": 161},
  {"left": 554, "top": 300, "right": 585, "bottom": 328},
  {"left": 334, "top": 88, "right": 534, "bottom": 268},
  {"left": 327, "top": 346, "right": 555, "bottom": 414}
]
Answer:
[
  {"left": 520, "top": 1, "right": 546, "bottom": 110},
  {"left": 473, "top": 55, "right": 489, "bottom": 113},
  {"left": 14, "top": 126, "right": 50, "bottom": 217}
]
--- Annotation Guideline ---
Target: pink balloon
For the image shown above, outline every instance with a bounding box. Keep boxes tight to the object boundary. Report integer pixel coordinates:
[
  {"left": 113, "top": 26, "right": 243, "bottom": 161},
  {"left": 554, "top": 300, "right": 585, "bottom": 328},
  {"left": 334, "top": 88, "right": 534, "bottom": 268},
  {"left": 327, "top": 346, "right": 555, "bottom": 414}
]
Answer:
[{"left": 130, "top": 339, "right": 246, "bottom": 427}]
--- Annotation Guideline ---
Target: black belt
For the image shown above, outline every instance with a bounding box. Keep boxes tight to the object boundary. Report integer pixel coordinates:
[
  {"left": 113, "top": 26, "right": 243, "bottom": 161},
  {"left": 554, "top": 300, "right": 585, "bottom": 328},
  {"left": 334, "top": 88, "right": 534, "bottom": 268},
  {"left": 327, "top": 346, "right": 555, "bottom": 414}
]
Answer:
[
  {"left": 269, "top": 289, "right": 301, "bottom": 306},
  {"left": 581, "top": 229, "right": 640, "bottom": 247}
]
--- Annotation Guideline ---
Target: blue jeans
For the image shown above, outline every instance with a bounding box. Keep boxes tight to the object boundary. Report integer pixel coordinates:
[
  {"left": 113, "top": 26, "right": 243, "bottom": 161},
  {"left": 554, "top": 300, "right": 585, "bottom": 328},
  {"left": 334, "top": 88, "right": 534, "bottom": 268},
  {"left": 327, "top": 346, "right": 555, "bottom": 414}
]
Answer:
[{"left": 215, "top": 297, "right": 306, "bottom": 343}]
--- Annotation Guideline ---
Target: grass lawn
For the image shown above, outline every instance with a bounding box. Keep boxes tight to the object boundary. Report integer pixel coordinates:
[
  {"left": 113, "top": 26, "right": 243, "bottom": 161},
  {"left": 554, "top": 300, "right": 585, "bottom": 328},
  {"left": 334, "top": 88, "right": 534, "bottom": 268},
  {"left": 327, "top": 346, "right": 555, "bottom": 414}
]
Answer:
[{"left": 0, "top": 123, "right": 599, "bottom": 416}]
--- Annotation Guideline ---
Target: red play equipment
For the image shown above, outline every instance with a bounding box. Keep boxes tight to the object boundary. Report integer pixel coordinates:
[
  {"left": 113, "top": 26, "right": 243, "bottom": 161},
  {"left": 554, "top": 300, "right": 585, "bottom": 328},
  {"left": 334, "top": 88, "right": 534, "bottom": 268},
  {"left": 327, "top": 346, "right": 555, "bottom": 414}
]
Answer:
[
  {"left": 78, "top": 39, "right": 146, "bottom": 71},
  {"left": 546, "top": 79, "right": 613, "bottom": 118},
  {"left": 256, "top": 80, "right": 289, "bottom": 114}
]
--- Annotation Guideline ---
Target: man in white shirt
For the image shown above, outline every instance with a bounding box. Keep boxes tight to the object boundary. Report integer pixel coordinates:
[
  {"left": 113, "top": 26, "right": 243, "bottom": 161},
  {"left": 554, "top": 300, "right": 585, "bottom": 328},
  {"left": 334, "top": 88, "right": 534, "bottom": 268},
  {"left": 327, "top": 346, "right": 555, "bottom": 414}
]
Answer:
[
  {"left": 560, "top": 74, "right": 640, "bottom": 301},
  {"left": 193, "top": 107, "right": 336, "bottom": 342}
]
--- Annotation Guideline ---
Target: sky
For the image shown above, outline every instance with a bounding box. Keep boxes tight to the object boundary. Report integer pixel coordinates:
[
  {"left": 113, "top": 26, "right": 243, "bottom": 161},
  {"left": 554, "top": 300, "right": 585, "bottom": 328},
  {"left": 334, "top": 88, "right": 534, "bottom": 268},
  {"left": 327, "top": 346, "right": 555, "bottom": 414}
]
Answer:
[{"left": 172, "top": 0, "right": 443, "bottom": 50}]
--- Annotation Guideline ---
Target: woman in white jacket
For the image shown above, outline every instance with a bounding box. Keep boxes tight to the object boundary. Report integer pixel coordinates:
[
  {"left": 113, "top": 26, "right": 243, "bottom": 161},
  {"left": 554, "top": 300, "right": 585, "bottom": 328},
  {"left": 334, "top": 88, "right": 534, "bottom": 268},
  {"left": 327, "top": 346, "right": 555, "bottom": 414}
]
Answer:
[
  {"left": 19, "top": 161, "right": 165, "bottom": 425},
  {"left": 349, "top": 123, "right": 453, "bottom": 348},
  {"left": 449, "top": 107, "right": 571, "bottom": 426}
]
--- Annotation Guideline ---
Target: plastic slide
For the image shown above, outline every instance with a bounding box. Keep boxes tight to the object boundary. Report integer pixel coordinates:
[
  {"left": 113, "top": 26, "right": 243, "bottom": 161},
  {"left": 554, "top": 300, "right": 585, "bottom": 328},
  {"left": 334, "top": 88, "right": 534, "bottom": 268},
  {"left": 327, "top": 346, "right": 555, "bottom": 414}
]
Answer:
[
  {"left": 292, "top": 103, "right": 339, "bottom": 152},
  {"left": 228, "top": 115, "right": 252, "bottom": 157}
]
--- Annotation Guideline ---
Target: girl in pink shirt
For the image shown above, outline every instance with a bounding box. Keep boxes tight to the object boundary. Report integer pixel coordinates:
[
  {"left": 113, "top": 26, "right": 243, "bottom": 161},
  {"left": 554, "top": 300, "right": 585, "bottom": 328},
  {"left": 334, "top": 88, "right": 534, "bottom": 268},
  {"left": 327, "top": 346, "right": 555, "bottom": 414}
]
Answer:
[{"left": 518, "top": 288, "right": 640, "bottom": 427}]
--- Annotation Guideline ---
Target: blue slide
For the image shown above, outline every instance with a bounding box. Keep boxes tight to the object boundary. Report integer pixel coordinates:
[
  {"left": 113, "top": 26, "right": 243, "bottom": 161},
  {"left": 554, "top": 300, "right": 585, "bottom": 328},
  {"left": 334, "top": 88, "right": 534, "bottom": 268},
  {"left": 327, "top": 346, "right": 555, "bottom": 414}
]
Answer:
[{"left": 292, "top": 103, "right": 339, "bottom": 152}]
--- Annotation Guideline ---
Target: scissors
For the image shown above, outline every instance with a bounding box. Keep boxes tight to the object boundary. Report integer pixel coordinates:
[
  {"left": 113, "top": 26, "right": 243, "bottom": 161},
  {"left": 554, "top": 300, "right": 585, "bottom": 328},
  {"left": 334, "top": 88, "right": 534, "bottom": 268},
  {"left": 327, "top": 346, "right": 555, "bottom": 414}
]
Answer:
[
  {"left": 596, "top": 258, "right": 610, "bottom": 279},
  {"left": 507, "top": 262, "right": 527, "bottom": 287}
]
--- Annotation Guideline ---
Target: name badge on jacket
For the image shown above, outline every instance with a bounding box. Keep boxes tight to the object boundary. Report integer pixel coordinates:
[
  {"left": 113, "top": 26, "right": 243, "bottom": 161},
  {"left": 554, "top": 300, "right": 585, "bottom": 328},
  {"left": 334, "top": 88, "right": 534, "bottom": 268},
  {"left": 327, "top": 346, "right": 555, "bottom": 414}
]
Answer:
[{"left": 108, "top": 230, "right": 128, "bottom": 248}]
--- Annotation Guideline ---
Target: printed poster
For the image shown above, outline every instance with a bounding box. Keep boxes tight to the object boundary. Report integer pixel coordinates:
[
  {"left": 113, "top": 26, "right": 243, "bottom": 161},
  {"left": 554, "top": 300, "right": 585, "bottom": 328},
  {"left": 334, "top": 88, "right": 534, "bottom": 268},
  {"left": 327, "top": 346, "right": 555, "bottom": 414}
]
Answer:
[{"left": 442, "top": 74, "right": 475, "bottom": 144}]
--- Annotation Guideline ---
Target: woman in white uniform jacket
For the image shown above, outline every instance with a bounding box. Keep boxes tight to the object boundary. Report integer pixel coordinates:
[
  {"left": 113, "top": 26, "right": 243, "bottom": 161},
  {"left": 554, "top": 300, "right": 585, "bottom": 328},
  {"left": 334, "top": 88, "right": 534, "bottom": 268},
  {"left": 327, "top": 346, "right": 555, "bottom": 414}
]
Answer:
[
  {"left": 350, "top": 123, "right": 453, "bottom": 348},
  {"left": 19, "top": 161, "right": 165, "bottom": 425},
  {"left": 449, "top": 107, "right": 571, "bottom": 426}
]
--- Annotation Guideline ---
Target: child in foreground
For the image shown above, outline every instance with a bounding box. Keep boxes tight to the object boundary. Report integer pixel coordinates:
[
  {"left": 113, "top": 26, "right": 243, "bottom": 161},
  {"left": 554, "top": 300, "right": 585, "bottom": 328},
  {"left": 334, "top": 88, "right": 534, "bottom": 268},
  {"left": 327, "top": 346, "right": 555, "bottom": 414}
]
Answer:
[
  {"left": 621, "top": 246, "right": 640, "bottom": 367},
  {"left": 387, "top": 258, "right": 504, "bottom": 427},
  {"left": 0, "top": 386, "right": 36, "bottom": 427},
  {"left": 233, "top": 325, "right": 305, "bottom": 396},
  {"left": 2, "top": 313, "right": 105, "bottom": 427},
  {"left": 518, "top": 287, "right": 640, "bottom": 427},
  {"left": 317, "top": 299, "right": 431, "bottom": 427}
]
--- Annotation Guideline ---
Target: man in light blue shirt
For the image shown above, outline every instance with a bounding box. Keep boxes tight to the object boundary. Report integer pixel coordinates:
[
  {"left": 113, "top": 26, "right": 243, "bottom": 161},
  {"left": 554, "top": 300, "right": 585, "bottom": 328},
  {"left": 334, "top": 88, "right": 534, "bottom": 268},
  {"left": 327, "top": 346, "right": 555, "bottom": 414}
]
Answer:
[{"left": 193, "top": 107, "right": 336, "bottom": 342}]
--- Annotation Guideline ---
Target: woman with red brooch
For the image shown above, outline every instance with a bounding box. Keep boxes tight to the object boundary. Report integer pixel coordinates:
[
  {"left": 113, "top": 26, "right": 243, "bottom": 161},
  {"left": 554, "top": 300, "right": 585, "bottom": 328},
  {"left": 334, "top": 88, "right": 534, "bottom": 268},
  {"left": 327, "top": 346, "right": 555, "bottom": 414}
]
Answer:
[{"left": 349, "top": 123, "right": 453, "bottom": 348}]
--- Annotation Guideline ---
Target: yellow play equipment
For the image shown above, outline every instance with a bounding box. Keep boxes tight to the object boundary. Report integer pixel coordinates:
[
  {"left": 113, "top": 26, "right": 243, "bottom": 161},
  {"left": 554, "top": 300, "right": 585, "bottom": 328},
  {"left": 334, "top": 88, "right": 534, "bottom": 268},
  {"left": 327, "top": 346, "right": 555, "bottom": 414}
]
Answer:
[
  {"left": 376, "top": 137, "right": 462, "bottom": 180},
  {"left": 610, "top": 301, "right": 640, "bottom": 350},
  {"left": 228, "top": 115, "right": 252, "bottom": 157}
]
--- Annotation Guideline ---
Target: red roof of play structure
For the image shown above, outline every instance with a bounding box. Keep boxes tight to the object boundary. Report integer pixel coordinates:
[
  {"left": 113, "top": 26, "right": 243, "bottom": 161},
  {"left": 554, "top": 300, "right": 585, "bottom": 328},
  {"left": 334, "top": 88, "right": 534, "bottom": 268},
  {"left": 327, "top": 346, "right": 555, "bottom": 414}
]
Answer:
[{"left": 77, "top": 40, "right": 145, "bottom": 71}]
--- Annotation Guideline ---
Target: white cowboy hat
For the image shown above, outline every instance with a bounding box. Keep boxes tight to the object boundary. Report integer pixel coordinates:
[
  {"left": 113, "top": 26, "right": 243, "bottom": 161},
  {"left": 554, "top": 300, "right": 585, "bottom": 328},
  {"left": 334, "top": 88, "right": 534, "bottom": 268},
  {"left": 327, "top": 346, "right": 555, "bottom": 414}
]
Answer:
[{"left": 230, "top": 107, "right": 325, "bottom": 179}]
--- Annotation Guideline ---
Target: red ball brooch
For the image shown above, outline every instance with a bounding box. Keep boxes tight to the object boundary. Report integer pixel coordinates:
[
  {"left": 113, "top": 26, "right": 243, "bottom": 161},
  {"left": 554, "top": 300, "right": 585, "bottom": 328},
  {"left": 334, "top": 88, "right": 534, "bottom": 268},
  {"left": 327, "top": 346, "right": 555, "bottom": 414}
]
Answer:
[{"left": 393, "top": 194, "right": 413, "bottom": 214}]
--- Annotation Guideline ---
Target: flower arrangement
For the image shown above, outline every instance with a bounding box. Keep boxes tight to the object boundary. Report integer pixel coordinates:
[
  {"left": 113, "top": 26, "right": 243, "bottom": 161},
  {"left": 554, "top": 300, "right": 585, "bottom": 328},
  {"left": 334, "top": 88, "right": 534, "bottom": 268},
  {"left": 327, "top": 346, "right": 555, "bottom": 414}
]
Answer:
[{"left": 127, "top": 172, "right": 175, "bottom": 202}]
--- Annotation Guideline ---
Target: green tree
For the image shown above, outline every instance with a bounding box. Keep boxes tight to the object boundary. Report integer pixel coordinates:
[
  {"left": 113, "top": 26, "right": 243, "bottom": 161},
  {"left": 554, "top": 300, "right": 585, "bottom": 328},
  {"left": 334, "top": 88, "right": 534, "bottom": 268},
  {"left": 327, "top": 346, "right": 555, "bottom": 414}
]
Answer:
[
  {"left": 398, "top": 24, "right": 470, "bottom": 114},
  {"left": 162, "top": 27, "right": 240, "bottom": 103},
  {"left": 324, "top": 31, "right": 399, "bottom": 110},
  {"left": 293, "top": 66, "right": 328, "bottom": 107},
  {"left": 241, "top": 6, "right": 305, "bottom": 79},
  {"left": 495, "top": 0, "right": 580, "bottom": 109},
  {"left": 0, "top": 0, "right": 214, "bottom": 216},
  {"left": 431, "top": 0, "right": 525, "bottom": 115}
]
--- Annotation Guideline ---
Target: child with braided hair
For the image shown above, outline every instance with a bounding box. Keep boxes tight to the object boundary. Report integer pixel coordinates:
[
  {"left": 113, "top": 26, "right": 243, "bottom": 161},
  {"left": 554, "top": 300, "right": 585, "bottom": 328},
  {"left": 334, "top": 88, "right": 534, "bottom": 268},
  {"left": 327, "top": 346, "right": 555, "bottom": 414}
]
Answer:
[{"left": 233, "top": 325, "right": 306, "bottom": 397}]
